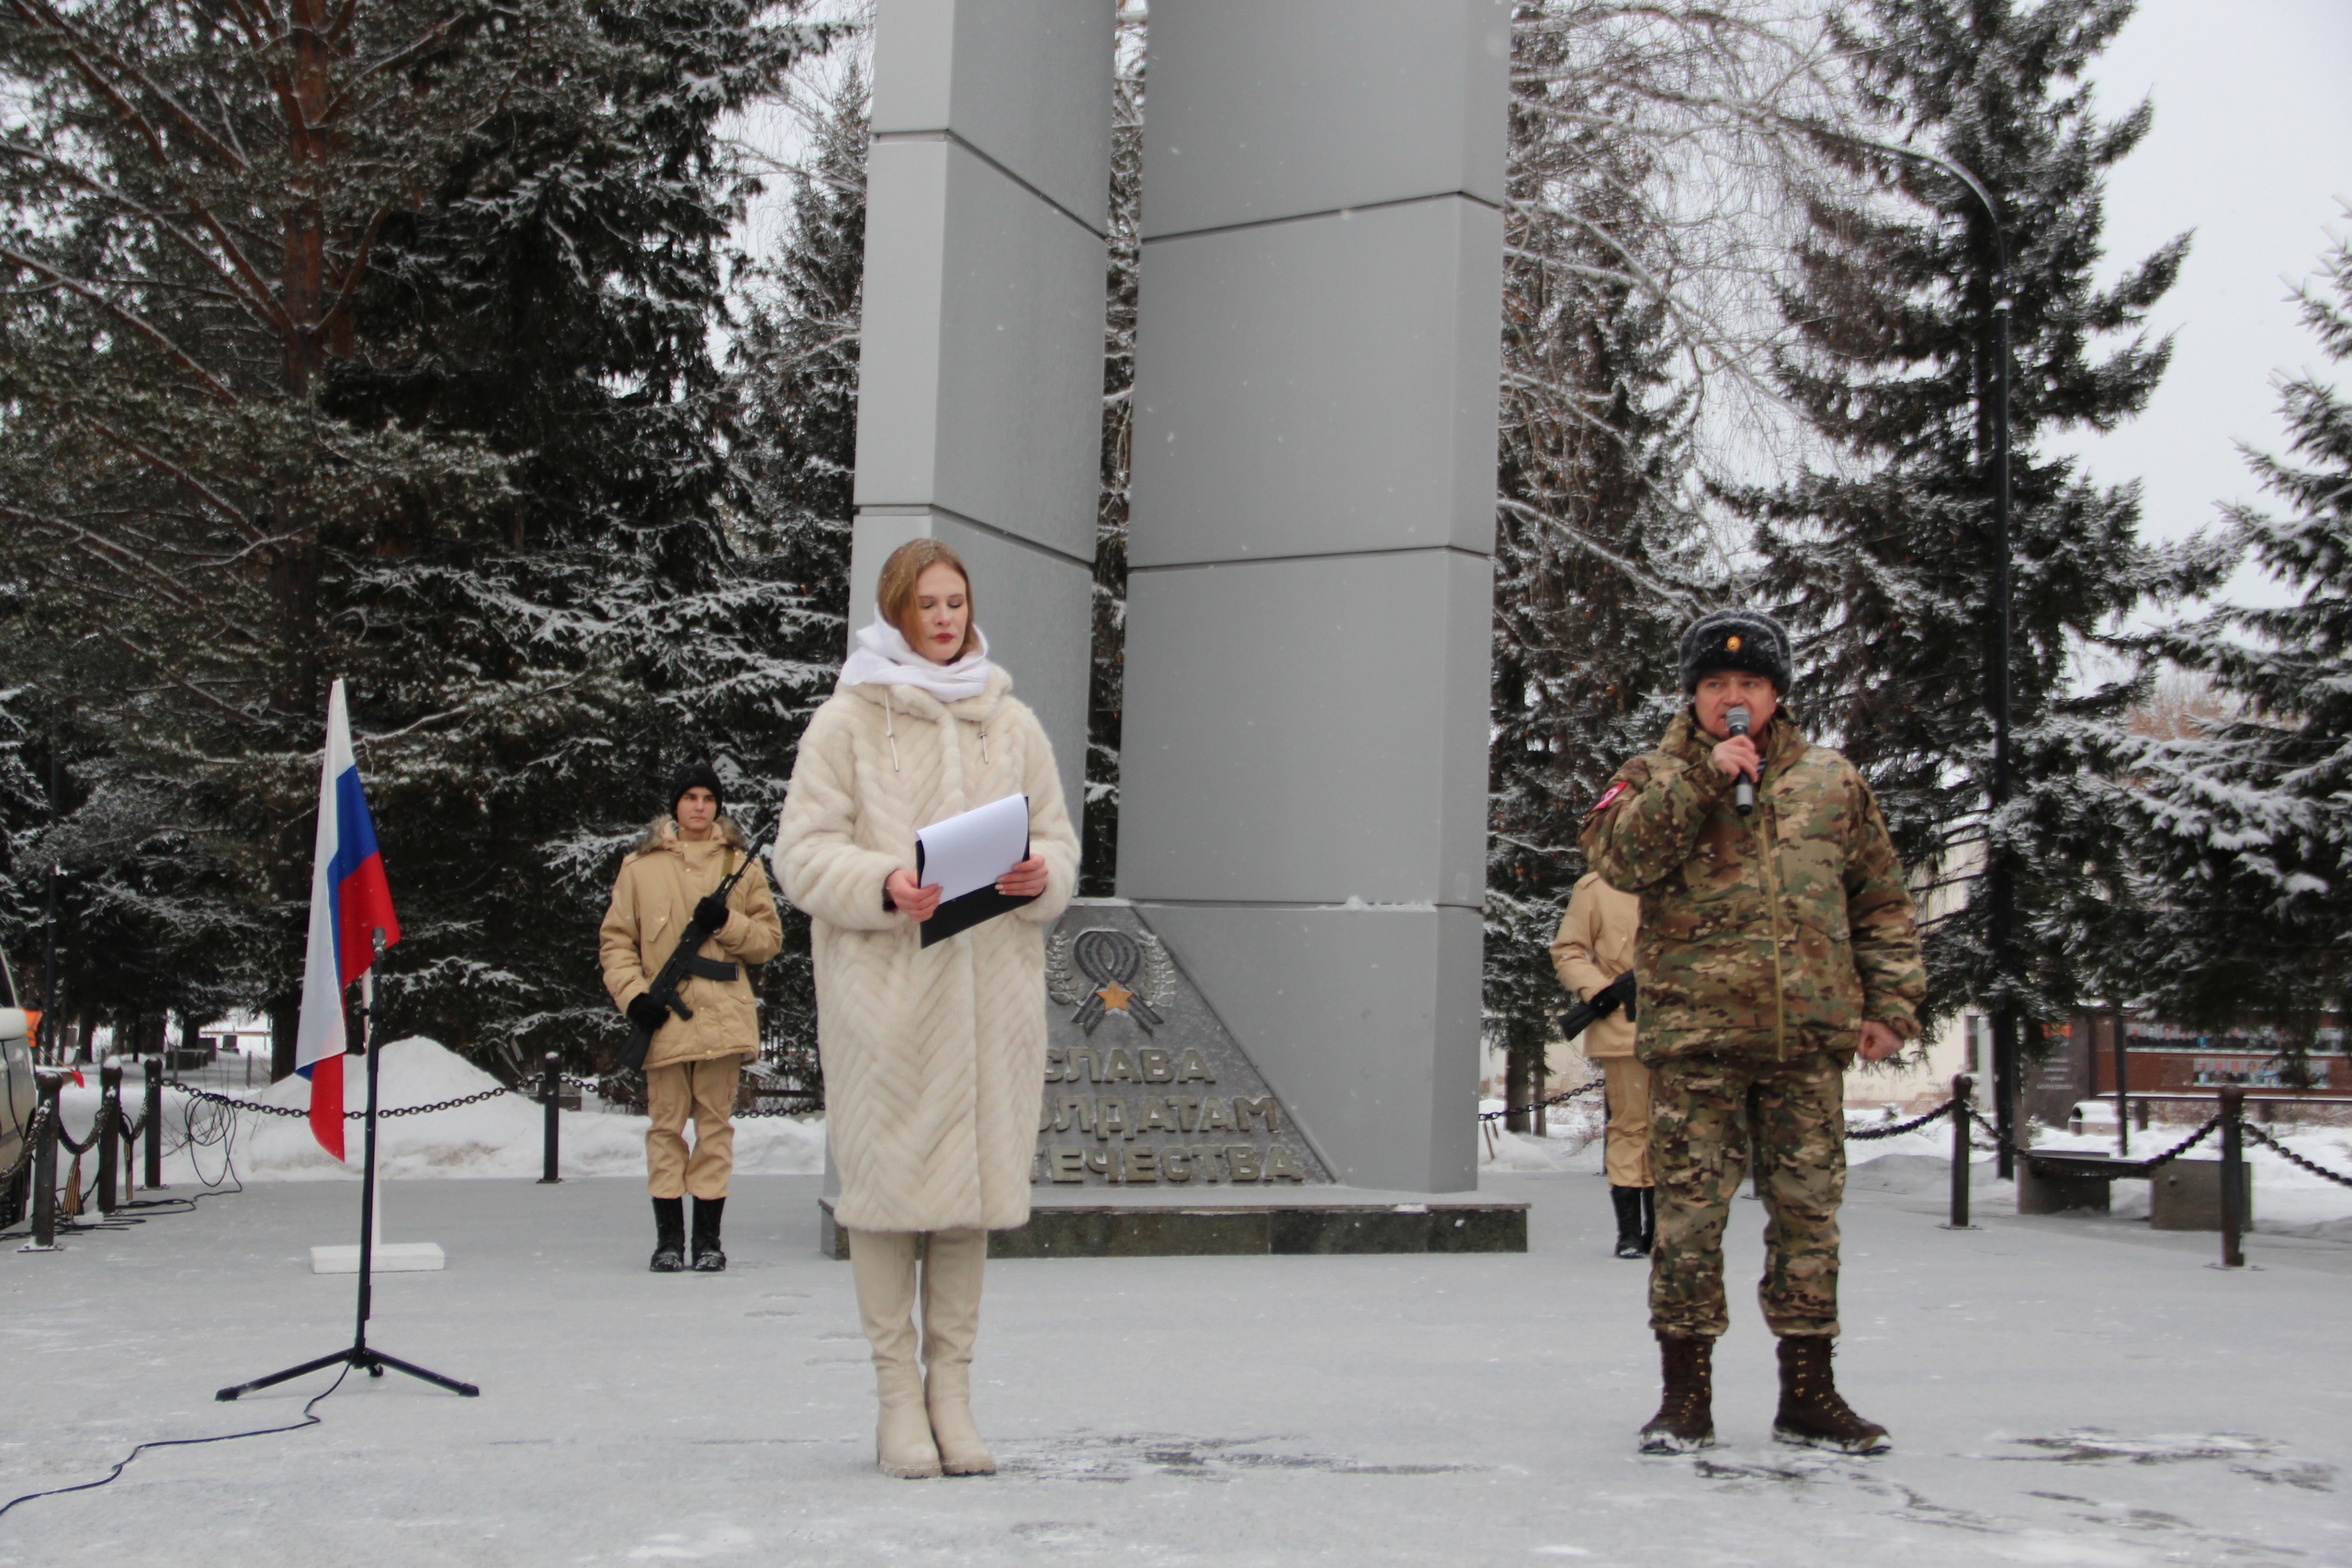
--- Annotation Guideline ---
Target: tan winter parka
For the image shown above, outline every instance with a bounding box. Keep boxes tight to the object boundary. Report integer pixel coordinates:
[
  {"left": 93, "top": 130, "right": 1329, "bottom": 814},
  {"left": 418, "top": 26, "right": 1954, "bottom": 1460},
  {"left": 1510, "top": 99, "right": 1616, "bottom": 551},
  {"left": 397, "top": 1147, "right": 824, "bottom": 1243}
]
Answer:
[
  {"left": 1550, "top": 873, "right": 1640, "bottom": 1059},
  {"left": 775, "top": 668, "right": 1079, "bottom": 1234},
  {"left": 599, "top": 818, "right": 785, "bottom": 1071}
]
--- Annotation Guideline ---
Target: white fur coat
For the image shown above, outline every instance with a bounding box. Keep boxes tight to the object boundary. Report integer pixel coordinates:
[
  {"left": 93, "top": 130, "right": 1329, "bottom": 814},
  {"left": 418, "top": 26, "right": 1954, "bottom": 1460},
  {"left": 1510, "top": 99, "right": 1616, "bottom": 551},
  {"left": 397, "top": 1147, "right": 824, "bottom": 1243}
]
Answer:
[{"left": 775, "top": 668, "right": 1078, "bottom": 1232}]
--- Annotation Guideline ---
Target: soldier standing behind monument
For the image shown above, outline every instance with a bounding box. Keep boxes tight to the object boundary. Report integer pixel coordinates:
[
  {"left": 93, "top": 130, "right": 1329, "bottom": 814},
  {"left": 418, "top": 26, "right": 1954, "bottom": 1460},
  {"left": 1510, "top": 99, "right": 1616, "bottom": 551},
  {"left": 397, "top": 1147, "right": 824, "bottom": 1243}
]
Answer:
[
  {"left": 599, "top": 764, "right": 785, "bottom": 1273},
  {"left": 775, "top": 540, "right": 1080, "bottom": 1480},
  {"left": 1550, "top": 873, "right": 1652, "bottom": 1258},
  {"left": 1578, "top": 609, "right": 1925, "bottom": 1456}
]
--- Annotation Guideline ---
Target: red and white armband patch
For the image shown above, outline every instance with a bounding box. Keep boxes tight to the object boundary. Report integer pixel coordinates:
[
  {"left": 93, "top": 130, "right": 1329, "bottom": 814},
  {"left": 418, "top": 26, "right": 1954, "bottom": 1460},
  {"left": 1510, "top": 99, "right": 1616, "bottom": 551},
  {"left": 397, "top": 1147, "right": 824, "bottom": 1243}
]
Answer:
[{"left": 1585, "top": 779, "right": 1630, "bottom": 818}]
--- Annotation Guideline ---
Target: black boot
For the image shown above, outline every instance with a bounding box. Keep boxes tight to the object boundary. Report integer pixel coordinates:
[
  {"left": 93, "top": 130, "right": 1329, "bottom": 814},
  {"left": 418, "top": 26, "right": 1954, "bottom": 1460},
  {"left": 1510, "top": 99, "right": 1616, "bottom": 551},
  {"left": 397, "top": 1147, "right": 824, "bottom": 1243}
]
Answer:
[
  {"left": 1610, "top": 1187, "right": 1646, "bottom": 1258},
  {"left": 1638, "top": 1334, "right": 1716, "bottom": 1454},
  {"left": 1773, "top": 1336, "right": 1891, "bottom": 1454},
  {"left": 650, "top": 1197, "right": 686, "bottom": 1273},
  {"left": 1639, "top": 1187, "right": 1656, "bottom": 1255},
  {"left": 691, "top": 1195, "right": 727, "bottom": 1272}
]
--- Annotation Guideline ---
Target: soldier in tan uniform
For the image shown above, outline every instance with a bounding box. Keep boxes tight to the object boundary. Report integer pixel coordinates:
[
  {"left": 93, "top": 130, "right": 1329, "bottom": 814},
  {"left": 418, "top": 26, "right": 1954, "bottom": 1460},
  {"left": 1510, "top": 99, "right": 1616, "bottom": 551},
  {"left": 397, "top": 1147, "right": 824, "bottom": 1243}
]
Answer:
[
  {"left": 1580, "top": 609, "right": 1924, "bottom": 1456},
  {"left": 1550, "top": 873, "right": 1651, "bottom": 1258},
  {"left": 601, "top": 763, "right": 785, "bottom": 1272}
]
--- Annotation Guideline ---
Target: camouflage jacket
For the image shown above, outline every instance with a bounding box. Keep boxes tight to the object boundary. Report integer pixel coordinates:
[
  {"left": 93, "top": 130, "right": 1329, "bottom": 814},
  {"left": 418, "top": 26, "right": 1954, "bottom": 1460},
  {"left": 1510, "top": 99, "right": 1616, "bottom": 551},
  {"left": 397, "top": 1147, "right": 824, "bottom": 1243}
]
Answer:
[{"left": 1576, "top": 710, "right": 1925, "bottom": 1064}]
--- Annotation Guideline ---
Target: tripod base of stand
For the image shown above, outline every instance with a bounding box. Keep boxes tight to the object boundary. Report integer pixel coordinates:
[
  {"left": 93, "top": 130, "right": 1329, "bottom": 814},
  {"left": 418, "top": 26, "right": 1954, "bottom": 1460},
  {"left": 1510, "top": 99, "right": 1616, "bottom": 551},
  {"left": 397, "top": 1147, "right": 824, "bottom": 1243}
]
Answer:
[{"left": 217, "top": 1344, "right": 480, "bottom": 1402}]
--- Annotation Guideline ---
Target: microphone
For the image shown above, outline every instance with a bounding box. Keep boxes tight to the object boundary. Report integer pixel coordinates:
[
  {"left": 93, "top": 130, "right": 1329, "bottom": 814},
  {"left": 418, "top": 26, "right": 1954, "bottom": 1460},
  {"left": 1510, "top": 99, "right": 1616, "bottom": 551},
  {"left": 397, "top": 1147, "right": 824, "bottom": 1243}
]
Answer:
[{"left": 1727, "top": 705, "right": 1756, "bottom": 817}]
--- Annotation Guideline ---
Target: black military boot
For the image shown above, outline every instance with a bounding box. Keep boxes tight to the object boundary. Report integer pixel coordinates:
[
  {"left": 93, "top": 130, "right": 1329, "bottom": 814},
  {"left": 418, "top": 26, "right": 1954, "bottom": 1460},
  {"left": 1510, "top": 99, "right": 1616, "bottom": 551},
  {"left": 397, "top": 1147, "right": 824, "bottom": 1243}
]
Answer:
[
  {"left": 650, "top": 1197, "right": 686, "bottom": 1273},
  {"left": 691, "top": 1195, "right": 728, "bottom": 1272},
  {"left": 1638, "top": 1334, "right": 1716, "bottom": 1454},
  {"left": 1773, "top": 1336, "right": 1891, "bottom": 1454},
  {"left": 1610, "top": 1187, "right": 1646, "bottom": 1258},
  {"left": 1638, "top": 1187, "right": 1656, "bottom": 1255}
]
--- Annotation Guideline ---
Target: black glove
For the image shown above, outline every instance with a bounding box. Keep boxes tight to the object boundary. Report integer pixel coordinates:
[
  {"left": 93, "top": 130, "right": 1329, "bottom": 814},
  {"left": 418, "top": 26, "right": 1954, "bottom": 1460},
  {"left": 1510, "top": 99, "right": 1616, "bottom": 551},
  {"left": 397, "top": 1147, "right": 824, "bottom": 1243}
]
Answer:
[
  {"left": 693, "top": 891, "right": 731, "bottom": 931},
  {"left": 627, "top": 993, "right": 670, "bottom": 1034}
]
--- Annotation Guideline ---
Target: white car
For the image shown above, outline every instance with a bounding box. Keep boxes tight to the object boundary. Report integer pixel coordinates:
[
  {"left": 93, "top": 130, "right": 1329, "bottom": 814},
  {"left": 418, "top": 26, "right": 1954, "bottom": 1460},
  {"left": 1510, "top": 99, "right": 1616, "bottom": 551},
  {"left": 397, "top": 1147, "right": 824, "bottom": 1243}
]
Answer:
[{"left": 0, "top": 953, "right": 36, "bottom": 1226}]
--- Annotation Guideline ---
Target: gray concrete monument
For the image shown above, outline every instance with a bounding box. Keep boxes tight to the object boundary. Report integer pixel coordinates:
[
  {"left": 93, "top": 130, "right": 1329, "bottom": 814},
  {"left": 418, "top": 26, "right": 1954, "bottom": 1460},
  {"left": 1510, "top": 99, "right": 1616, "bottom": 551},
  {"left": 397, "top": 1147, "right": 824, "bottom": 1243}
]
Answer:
[
  {"left": 848, "top": 0, "right": 1115, "bottom": 818},
  {"left": 844, "top": 0, "right": 1511, "bottom": 1225},
  {"left": 1116, "top": 2, "right": 1510, "bottom": 1195}
]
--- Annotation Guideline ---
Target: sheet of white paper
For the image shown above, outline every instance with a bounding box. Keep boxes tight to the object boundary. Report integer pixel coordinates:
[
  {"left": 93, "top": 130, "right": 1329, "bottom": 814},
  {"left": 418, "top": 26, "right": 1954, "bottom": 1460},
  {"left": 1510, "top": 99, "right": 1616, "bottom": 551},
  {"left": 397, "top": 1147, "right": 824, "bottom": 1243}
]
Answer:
[{"left": 916, "top": 793, "right": 1030, "bottom": 902}]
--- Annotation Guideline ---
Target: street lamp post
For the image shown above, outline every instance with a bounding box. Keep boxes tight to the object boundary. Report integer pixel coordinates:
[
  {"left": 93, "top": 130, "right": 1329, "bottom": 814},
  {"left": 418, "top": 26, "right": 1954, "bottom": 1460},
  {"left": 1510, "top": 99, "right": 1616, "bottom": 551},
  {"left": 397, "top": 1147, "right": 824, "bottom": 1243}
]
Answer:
[{"left": 1825, "top": 130, "right": 2020, "bottom": 1175}]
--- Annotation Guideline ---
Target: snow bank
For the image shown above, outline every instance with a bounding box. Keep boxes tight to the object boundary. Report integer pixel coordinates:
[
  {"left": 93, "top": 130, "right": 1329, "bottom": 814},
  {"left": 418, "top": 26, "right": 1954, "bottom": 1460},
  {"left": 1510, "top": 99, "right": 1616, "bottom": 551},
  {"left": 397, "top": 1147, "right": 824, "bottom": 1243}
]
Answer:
[
  {"left": 1476, "top": 1095, "right": 1605, "bottom": 1174},
  {"left": 60, "top": 1037, "right": 825, "bottom": 1184}
]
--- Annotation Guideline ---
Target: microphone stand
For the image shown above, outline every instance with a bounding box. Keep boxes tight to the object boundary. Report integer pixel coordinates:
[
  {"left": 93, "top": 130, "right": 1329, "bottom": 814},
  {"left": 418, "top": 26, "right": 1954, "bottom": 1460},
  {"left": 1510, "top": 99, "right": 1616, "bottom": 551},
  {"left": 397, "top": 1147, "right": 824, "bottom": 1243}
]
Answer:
[{"left": 217, "top": 933, "right": 478, "bottom": 1402}]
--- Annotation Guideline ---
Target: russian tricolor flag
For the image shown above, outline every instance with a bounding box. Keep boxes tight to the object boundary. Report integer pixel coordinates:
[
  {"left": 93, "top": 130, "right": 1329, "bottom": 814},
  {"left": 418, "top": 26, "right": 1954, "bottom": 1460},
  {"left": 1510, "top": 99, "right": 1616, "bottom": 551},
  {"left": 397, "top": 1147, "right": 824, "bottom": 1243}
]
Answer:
[{"left": 294, "top": 680, "right": 401, "bottom": 1161}]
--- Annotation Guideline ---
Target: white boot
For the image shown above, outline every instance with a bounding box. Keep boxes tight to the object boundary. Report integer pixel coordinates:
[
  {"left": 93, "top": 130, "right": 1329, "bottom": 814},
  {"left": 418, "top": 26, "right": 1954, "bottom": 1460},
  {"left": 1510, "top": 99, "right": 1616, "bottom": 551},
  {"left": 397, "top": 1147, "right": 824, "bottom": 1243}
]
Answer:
[
  {"left": 921, "top": 1228, "right": 996, "bottom": 1475},
  {"left": 848, "top": 1228, "right": 941, "bottom": 1478}
]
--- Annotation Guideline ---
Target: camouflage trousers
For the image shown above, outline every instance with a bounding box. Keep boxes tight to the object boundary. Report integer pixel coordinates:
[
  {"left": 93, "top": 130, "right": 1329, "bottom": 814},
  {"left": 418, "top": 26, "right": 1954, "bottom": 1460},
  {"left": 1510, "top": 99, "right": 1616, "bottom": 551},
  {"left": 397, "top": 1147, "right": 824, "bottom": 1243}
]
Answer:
[{"left": 1646, "top": 1051, "right": 1845, "bottom": 1339}]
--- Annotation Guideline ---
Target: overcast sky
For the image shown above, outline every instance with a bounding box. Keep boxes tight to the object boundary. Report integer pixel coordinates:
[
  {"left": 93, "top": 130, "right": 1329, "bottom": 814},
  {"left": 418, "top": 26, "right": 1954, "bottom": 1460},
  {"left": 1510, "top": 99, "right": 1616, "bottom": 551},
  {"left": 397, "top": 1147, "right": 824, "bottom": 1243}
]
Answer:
[
  {"left": 2064, "top": 0, "right": 2352, "bottom": 609},
  {"left": 735, "top": 3, "right": 2346, "bottom": 611}
]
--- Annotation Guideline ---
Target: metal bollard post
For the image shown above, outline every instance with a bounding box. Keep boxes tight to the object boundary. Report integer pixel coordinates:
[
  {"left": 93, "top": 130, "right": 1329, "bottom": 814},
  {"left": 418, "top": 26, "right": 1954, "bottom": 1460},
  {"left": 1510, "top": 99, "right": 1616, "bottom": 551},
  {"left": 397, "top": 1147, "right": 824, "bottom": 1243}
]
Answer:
[
  {"left": 143, "top": 1057, "right": 164, "bottom": 1189},
  {"left": 96, "top": 1062, "right": 121, "bottom": 1215},
  {"left": 21, "top": 1072, "right": 65, "bottom": 1251},
  {"left": 538, "top": 1052, "right": 562, "bottom": 1185},
  {"left": 1947, "top": 1074, "right": 1975, "bottom": 1229},
  {"left": 2218, "top": 1087, "right": 2245, "bottom": 1269}
]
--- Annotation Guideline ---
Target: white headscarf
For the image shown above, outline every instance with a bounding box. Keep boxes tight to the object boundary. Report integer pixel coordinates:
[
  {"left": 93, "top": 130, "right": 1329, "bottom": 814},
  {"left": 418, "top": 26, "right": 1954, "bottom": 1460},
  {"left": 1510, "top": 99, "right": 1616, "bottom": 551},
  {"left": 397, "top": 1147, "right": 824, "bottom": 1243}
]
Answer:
[{"left": 837, "top": 614, "right": 995, "bottom": 703}]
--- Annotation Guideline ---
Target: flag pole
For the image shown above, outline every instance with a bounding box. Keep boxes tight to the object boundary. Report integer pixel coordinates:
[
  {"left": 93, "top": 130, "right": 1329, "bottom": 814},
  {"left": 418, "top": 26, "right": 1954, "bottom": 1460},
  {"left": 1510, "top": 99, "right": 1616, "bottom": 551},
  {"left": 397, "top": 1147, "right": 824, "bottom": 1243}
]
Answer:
[
  {"left": 354, "top": 939, "right": 379, "bottom": 1361},
  {"left": 217, "top": 685, "right": 476, "bottom": 1403},
  {"left": 217, "top": 931, "right": 477, "bottom": 1402}
]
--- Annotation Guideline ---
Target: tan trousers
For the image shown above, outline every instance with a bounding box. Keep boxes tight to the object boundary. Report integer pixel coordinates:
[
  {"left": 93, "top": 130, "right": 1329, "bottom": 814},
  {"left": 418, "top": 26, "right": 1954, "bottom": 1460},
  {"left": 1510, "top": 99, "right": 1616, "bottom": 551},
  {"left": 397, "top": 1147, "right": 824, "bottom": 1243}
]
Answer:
[
  {"left": 1601, "top": 1055, "right": 1653, "bottom": 1188},
  {"left": 645, "top": 1057, "right": 741, "bottom": 1200}
]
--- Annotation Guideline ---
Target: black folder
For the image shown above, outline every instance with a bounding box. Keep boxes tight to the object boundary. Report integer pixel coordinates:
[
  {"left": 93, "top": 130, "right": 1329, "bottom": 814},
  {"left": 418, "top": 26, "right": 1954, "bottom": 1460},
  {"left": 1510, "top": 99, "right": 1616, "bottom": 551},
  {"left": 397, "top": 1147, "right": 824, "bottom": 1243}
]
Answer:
[{"left": 915, "top": 833, "right": 1037, "bottom": 948}]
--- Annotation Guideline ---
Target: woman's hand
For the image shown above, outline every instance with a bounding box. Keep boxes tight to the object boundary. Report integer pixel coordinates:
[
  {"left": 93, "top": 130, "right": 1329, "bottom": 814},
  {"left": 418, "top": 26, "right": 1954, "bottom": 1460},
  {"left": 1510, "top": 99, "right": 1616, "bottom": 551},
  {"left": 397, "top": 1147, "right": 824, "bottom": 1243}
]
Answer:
[
  {"left": 885, "top": 867, "right": 942, "bottom": 923},
  {"left": 1856, "top": 1021, "right": 1903, "bottom": 1062},
  {"left": 995, "top": 855, "right": 1049, "bottom": 899}
]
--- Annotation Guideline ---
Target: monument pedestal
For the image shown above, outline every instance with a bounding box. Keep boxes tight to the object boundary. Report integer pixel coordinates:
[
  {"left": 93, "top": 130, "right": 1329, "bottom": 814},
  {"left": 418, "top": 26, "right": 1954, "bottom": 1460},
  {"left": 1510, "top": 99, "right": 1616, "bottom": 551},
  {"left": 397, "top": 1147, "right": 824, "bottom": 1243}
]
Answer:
[
  {"left": 820, "top": 1188, "right": 1526, "bottom": 1260},
  {"left": 820, "top": 901, "right": 1523, "bottom": 1258}
]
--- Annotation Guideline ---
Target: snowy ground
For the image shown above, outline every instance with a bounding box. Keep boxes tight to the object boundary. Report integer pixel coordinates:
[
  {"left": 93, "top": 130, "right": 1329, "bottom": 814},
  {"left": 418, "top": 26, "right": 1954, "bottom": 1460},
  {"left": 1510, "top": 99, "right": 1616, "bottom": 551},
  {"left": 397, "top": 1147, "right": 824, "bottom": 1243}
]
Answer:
[{"left": 5, "top": 1122, "right": 2348, "bottom": 1565}]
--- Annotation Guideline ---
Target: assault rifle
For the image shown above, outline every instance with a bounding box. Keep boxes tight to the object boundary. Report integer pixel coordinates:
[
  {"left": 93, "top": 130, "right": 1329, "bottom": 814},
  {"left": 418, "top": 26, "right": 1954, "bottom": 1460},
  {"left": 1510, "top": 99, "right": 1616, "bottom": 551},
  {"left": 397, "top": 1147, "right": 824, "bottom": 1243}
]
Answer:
[
  {"left": 1557, "top": 970, "right": 1635, "bottom": 1043},
  {"left": 617, "top": 816, "right": 780, "bottom": 1073}
]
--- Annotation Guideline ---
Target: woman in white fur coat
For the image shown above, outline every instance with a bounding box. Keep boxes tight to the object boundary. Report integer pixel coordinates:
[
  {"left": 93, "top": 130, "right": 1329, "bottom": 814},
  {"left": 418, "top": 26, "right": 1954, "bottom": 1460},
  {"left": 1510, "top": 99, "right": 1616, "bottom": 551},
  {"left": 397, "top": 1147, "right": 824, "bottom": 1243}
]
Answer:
[{"left": 775, "top": 538, "right": 1079, "bottom": 1480}]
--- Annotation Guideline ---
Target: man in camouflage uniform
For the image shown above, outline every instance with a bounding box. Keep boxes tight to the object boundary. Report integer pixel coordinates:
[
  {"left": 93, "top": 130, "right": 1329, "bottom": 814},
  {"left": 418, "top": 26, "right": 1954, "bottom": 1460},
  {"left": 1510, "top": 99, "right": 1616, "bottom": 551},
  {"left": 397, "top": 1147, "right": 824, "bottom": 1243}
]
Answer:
[{"left": 1579, "top": 608, "right": 1924, "bottom": 1455}]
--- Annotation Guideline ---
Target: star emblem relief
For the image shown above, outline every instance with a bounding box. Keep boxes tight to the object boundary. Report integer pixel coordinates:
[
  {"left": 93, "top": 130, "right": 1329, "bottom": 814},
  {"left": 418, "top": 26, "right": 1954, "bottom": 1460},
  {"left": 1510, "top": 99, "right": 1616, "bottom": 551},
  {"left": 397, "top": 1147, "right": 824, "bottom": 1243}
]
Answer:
[{"left": 1093, "top": 980, "right": 1135, "bottom": 1013}]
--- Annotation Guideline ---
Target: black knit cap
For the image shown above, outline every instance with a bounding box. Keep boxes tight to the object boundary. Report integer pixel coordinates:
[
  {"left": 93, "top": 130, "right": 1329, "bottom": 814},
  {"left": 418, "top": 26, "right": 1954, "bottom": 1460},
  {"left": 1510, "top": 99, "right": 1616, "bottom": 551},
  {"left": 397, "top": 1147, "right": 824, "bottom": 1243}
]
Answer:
[
  {"left": 1679, "top": 608, "right": 1792, "bottom": 694},
  {"left": 668, "top": 761, "right": 724, "bottom": 819}
]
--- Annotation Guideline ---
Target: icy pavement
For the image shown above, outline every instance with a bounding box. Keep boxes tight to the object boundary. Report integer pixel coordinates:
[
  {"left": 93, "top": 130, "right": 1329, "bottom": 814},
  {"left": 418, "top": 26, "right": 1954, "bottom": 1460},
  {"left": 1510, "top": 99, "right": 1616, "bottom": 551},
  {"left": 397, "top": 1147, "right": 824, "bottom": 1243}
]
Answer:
[{"left": 4, "top": 1161, "right": 2347, "bottom": 1567}]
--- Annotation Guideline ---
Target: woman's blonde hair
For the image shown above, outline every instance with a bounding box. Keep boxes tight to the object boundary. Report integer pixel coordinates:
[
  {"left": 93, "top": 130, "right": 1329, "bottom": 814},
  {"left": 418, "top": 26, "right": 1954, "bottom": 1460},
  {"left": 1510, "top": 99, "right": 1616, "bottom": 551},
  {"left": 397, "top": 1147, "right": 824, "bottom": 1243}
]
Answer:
[{"left": 876, "top": 538, "right": 978, "bottom": 659}]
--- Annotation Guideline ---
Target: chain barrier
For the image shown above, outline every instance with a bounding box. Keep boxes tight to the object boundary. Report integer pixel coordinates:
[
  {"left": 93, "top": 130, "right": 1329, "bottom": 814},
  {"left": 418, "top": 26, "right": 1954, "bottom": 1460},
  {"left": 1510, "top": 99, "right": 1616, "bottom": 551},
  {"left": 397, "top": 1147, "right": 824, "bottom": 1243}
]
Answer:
[
  {"left": 52, "top": 1096, "right": 110, "bottom": 1156},
  {"left": 2, "top": 1098, "right": 51, "bottom": 1186},
  {"left": 2241, "top": 1122, "right": 2352, "bottom": 1190},
  {"left": 1478, "top": 1077, "right": 1607, "bottom": 1124},
  {"left": 1844, "top": 1099, "right": 1957, "bottom": 1141},
  {"left": 1973, "top": 1106, "right": 2222, "bottom": 1178},
  {"left": 168, "top": 1082, "right": 513, "bottom": 1119},
  {"left": 170, "top": 1084, "right": 307, "bottom": 1119}
]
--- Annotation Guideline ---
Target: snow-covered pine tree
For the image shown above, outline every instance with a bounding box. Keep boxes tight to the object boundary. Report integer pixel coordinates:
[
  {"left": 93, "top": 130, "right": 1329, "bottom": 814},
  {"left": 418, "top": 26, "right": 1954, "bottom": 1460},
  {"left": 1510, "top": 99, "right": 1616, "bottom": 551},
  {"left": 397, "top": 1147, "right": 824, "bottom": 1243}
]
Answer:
[
  {"left": 0, "top": 678, "right": 51, "bottom": 1016},
  {"left": 0, "top": 0, "right": 833, "bottom": 1074},
  {"left": 2124, "top": 224, "right": 2352, "bottom": 1058},
  {"left": 723, "top": 64, "right": 875, "bottom": 1093},
  {"left": 1081, "top": 29, "right": 1145, "bottom": 896},
  {"left": 1738, "top": 0, "right": 2211, "bottom": 1047},
  {"left": 1486, "top": 9, "right": 1709, "bottom": 1125}
]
